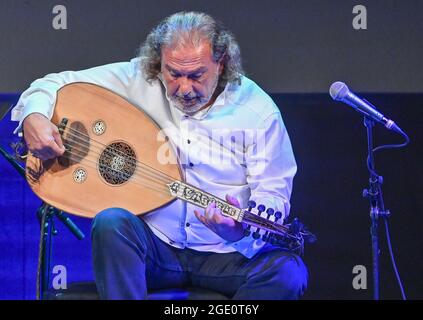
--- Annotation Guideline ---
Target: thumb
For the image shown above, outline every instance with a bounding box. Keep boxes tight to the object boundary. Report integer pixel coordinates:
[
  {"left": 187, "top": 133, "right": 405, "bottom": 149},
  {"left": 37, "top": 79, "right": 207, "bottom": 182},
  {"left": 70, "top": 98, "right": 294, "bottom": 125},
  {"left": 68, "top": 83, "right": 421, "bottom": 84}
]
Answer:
[
  {"left": 52, "top": 127, "right": 66, "bottom": 153},
  {"left": 225, "top": 194, "right": 240, "bottom": 208}
]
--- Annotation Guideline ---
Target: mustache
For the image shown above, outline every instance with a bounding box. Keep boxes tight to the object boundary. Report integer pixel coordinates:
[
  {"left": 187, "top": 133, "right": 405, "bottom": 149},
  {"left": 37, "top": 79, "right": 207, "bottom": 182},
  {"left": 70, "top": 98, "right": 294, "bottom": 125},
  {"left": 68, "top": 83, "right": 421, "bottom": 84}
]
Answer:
[{"left": 173, "top": 94, "right": 199, "bottom": 100}]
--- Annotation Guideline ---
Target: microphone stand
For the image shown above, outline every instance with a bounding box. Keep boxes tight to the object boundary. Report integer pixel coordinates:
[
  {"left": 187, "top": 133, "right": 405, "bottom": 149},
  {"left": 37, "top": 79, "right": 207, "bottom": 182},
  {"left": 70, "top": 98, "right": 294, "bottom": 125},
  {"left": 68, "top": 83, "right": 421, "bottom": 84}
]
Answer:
[
  {"left": 0, "top": 144, "right": 85, "bottom": 299},
  {"left": 362, "top": 117, "right": 391, "bottom": 300}
]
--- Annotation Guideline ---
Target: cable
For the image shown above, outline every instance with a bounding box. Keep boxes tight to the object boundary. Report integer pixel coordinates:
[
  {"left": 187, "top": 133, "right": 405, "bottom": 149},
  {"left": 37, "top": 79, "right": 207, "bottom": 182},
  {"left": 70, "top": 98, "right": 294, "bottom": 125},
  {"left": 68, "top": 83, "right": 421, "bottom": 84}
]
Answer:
[
  {"left": 365, "top": 128, "right": 409, "bottom": 299},
  {"left": 384, "top": 218, "right": 407, "bottom": 300},
  {"left": 36, "top": 204, "right": 49, "bottom": 300},
  {"left": 366, "top": 131, "right": 410, "bottom": 176}
]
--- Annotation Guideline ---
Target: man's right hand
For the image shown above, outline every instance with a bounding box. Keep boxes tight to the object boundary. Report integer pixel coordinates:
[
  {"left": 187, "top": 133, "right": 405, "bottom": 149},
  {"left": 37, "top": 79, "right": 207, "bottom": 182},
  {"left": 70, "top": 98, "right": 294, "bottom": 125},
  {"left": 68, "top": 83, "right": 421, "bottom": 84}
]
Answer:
[{"left": 23, "top": 113, "right": 66, "bottom": 161}]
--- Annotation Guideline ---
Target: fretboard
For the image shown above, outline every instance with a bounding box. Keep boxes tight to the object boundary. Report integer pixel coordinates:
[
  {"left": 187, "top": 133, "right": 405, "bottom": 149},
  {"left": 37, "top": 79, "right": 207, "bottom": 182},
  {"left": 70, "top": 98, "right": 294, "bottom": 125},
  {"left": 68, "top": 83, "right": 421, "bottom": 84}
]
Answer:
[{"left": 167, "top": 181, "right": 244, "bottom": 222}]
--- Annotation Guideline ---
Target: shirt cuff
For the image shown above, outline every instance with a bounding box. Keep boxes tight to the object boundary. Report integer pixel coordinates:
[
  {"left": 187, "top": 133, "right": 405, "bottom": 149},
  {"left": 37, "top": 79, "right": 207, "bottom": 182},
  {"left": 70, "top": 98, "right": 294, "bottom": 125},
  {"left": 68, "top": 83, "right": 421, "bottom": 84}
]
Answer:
[
  {"left": 12, "top": 91, "right": 54, "bottom": 135},
  {"left": 226, "top": 234, "right": 266, "bottom": 259}
]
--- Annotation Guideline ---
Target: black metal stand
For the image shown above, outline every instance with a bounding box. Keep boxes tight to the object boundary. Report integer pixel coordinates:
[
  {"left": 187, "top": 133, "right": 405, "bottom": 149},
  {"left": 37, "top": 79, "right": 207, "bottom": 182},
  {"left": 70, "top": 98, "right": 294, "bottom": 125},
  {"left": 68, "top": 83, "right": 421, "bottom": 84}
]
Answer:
[
  {"left": 0, "top": 144, "right": 85, "bottom": 300},
  {"left": 36, "top": 202, "right": 86, "bottom": 299},
  {"left": 362, "top": 117, "right": 391, "bottom": 300},
  {"left": 36, "top": 203, "right": 54, "bottom": 300}
]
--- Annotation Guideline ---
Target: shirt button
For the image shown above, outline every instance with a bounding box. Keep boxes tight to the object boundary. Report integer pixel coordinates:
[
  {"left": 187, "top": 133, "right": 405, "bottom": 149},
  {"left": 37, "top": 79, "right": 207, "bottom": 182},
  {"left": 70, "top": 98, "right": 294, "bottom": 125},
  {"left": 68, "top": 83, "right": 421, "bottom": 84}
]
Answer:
[
  {"left": 186, "top": 222, "right": 190, "bottom": 227},
  {"left": 187, "top": 139, "right": 191, "bottom": 144},
  {"left": 189, "top": 162, "right": 194, "bottom": 167}
]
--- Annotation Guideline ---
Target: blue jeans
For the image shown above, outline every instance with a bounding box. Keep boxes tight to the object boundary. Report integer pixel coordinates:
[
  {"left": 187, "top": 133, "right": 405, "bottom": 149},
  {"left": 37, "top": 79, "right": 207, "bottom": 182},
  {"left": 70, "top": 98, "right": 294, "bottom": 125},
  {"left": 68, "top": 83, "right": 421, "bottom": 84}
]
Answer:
[{"left": 91, "top": 207, "right": 308, "bottom": 300}]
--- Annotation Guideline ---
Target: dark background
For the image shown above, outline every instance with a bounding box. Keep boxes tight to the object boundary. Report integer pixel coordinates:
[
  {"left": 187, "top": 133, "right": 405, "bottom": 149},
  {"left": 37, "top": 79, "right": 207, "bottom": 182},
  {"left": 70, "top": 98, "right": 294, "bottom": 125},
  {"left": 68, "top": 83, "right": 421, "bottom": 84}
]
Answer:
[
  {"left": 0, "top": 0, "right": 422, "bottom": 299},
  {"left": 1, "top": 0, "right": 423, "bottom": 93}
]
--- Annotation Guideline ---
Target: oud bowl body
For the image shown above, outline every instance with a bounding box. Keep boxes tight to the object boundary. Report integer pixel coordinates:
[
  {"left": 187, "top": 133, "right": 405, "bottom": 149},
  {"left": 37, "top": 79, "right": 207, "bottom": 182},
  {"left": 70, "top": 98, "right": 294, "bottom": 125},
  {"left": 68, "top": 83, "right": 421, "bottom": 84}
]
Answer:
[{"left": 25, "top": 83, "right": 182, "bottom": 218}]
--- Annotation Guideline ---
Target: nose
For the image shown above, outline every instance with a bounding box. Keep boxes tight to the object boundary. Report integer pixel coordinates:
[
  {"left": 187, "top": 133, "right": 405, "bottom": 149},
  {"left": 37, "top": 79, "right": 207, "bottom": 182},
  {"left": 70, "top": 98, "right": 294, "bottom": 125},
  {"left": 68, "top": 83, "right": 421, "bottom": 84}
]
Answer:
[{"left": 177, "top": 77, "right": 193, "bottom": 97}]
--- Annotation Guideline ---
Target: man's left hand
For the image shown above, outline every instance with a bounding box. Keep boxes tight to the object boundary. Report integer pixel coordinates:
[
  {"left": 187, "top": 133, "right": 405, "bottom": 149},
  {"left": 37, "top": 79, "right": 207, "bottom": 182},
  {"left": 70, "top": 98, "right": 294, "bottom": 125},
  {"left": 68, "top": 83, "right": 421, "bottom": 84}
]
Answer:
[{"left": 194, "top": 194, "right": 245, "bottom": 242}]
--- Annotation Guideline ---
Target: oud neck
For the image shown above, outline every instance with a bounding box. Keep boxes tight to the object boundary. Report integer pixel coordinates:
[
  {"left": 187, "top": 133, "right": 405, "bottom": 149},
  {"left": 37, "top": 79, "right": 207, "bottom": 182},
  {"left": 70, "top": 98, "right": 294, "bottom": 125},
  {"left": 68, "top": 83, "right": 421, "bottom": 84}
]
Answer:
[{"left": 167, "top": 181, "right": 244, "bottom": 222}]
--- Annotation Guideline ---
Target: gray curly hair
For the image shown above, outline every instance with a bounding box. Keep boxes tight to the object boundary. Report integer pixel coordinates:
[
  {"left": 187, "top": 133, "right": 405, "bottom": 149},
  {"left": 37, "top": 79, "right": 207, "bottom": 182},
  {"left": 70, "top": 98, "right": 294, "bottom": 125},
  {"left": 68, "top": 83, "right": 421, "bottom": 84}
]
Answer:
[{"left": 138, "top": 11, "right": 244, "bottom": 87}]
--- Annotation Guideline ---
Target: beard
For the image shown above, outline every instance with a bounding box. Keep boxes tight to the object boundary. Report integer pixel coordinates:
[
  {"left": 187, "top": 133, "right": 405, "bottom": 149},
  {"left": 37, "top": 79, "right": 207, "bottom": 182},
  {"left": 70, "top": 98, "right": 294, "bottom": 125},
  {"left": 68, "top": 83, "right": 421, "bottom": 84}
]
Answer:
[
  {"left": 171, "top": 96, "right": 210, "bottom": 115},
  {"left": 167, "top": 76, "right": 219, "bottom": 116}
]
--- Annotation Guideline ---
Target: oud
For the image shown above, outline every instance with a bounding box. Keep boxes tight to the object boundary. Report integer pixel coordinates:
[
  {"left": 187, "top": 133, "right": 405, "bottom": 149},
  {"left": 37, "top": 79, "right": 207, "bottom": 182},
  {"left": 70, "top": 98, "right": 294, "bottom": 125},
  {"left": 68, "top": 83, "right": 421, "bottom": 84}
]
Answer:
[{"left": 25, "top": 83, "right": 315, "bottom": 254}]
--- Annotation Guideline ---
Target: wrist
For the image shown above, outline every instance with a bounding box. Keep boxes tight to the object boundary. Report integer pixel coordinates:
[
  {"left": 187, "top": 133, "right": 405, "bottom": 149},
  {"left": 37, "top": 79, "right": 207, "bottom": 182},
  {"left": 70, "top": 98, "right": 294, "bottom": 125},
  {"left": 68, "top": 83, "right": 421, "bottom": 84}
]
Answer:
[{"left": 223, "top": 222, "right": 246, "bottom": 242}]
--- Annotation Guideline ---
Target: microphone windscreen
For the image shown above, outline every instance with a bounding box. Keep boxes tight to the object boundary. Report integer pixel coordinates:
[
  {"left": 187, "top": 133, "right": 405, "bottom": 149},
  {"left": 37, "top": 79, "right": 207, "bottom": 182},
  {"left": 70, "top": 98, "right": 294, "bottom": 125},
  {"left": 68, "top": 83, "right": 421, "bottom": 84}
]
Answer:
[{"left": 330, "top": 81, "right": 349, "bottom": 101}]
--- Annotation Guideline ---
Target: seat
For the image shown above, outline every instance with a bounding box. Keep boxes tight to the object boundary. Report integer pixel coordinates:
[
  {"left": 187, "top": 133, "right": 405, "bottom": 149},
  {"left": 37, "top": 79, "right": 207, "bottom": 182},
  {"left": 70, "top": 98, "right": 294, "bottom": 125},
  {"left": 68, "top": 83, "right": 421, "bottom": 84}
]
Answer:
[{"left": 44, "top": 281, "right": 230, "bottom": 300}]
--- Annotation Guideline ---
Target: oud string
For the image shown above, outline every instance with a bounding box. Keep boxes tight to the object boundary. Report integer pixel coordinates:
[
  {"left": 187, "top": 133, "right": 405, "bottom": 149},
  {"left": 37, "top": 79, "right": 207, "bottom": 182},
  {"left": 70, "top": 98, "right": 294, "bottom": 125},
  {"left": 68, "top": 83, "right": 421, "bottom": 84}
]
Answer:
[
  {"left": 62, "top": 127, "right": 176, "bottom": 188},
  {"left": 62, "top": 136, "right": 172, "bottom": 189},
  {"left": 65, "top": 126, "right": 175, "bottom": 184},
  {"left": 58, "top": 148, "right": 172, "bottom": 197}
]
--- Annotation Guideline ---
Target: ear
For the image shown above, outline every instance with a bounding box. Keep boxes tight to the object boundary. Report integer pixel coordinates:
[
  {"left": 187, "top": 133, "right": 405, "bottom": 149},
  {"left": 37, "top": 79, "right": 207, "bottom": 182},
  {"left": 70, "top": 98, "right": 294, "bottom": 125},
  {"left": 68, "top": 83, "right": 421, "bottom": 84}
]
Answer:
[
  {"left": 218, "top": 61, "right": 224, "bottom": 75},
  {"left": 216, "top": 52, "right": 225, "bottom": 75}
]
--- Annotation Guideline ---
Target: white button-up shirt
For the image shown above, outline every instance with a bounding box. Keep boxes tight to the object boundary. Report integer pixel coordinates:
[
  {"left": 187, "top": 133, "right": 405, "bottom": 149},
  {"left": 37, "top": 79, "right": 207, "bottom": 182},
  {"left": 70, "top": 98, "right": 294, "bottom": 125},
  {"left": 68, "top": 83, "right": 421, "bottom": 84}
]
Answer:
[{"left": 11, "top": 58, "right": 297, "bottom": 258}]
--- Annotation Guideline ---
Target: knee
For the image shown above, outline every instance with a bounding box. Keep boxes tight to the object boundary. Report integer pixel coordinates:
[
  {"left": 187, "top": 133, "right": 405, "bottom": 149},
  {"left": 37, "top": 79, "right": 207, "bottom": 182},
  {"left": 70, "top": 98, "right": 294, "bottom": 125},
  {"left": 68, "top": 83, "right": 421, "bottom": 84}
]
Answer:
[
  {"left": 91, "top": 207, "right": 139, "bottom": 238},
  {"left": 261, "top": 253, "right": 308, "bottom": 299},
  {"left": 91, "top": 208, "right": 151, "bottom": 258},
  {"left": 276, "top": 255, "right": 308, "bottom": 299}
]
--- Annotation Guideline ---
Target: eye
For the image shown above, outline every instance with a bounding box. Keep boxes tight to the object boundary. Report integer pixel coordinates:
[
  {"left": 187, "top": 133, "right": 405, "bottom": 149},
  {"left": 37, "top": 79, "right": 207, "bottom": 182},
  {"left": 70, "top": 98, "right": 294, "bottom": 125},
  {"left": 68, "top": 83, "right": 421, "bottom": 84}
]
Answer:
[
  {"left": 169, "top": 71, "right": 180, "bottom": 78},
  {"left": 189, "top": 73, "right": 204, "bottom": 80}
]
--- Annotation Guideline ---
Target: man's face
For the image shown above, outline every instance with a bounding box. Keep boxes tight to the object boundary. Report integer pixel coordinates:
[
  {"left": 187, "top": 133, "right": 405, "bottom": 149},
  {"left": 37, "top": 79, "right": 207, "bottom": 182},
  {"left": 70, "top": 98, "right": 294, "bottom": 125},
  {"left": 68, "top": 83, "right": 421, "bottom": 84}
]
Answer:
[{"left": 160, "top": 39, "right": 223, "bottom": 115}]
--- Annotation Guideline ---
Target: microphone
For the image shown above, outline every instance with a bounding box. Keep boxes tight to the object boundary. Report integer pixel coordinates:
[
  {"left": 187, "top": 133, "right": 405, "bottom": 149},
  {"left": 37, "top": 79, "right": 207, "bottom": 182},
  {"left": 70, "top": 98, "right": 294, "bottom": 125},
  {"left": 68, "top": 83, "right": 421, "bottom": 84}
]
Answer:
[{"left": 329, "top": 81, "right": 405, "bottom": 135}]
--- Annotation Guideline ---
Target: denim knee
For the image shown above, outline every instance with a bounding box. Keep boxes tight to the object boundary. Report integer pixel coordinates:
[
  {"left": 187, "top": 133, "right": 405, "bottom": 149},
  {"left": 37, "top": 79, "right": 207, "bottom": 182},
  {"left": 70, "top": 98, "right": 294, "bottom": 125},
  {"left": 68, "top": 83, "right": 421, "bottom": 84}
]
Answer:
[
  {"left": 274, "top": 254, "right": 308, "bottom": 298},
  {"left": 91, "top": 207, "right": 141, "bottom": 238},
  {"left": 257, "top": 252, "right": 308, "bottom": 299}
]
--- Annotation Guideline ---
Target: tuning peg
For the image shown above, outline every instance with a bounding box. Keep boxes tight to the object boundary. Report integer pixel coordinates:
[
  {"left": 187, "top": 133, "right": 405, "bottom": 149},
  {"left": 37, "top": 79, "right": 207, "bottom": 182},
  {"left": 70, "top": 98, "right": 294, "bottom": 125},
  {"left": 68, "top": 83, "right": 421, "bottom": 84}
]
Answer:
[
  {"left": 243, "top": 228, "right": 251, "bottom": 237},
  {"left": 262, "top": 234, "right": 269, "bottom": 242},
  {"left": 265, "top": 208, "right": 274, "bottom": 219},
  {"left": 257, "top": 204, "right": 266, "bottom": 215},
  {"left": 274, "top": 211, "right": 282, "bottom": 223},
  {"left": 252, "top": 231, "right": 261, "bottom": 239},
  {"left": 247, "top": 200, "right": 256, "bottom": 210}
]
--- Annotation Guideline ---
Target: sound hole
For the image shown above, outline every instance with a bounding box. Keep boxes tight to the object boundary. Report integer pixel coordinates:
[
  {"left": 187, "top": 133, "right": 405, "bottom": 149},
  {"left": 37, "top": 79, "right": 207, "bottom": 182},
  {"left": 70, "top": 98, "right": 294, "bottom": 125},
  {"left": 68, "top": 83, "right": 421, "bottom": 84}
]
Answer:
[{"left": 98, "top": 142, "right": 137, "bottom": 185}]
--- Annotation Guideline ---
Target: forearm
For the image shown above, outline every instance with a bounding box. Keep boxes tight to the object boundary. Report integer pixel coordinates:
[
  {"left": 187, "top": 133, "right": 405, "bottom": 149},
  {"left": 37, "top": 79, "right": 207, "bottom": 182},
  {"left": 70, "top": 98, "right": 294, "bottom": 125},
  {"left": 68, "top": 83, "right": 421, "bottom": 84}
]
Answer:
[{"left": 12, "top": 59, "right": 137, "bottom": 134}]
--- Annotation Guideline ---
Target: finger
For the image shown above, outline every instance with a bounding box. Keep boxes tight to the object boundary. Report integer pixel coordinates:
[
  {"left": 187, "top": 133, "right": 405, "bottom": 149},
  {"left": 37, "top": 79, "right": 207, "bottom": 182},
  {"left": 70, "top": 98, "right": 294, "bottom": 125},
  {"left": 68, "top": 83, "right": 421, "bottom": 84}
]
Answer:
[
  {"left": 225, "top": 194, "right": 240, "bottom": 208},
  {"left": 52, "top": 127, "right": 65, "bottom": 151},
  {"left": 48, "top": 136, "right": 65, "bottom": 157},
  {"left": 32, "top": 150, "right": 50, "bottom": 161},
  {"left": 30, "top": 147, "right": 46, "bottom": 158},
  {"left": 205, "top": 201, "right": 216, "bottom": 219},
  {"left": 38, "top": 149, "right": 56, "bottom": 161},
  {"left": 211, "top": 208, "right": 223, "bottom": 224},
  {"left": 194, "top": 210, "right": 208, "bottom": 226}
]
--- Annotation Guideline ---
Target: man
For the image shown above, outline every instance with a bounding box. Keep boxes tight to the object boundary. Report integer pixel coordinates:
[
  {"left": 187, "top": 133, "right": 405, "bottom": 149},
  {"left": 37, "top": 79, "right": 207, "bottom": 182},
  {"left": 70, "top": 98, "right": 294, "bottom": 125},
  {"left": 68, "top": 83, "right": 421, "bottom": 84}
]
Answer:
[{"left": 12, "top": 11, "right": 307, "bottom": 299}]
